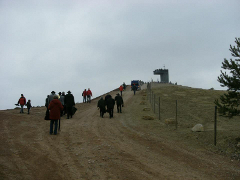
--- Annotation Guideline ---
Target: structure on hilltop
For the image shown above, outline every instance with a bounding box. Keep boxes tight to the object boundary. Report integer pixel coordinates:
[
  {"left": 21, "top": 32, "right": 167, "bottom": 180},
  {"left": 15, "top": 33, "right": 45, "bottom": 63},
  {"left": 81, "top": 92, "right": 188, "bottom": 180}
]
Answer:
[{"left": 153, "top": 68, "right": 169, "bottom": 83}]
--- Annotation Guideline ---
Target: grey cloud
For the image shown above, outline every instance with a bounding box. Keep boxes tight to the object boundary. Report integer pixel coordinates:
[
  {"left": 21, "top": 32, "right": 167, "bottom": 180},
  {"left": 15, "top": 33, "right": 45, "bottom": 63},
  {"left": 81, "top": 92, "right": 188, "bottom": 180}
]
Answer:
[{"left": 0, "top": 0, "right": 239, "bottom": 110}]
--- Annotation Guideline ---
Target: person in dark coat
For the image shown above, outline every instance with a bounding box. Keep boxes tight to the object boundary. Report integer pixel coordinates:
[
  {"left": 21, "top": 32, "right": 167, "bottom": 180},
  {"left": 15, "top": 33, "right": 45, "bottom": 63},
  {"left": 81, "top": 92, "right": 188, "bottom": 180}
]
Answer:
[
  {"left": 44, "top": 95, "right": 50, "bottom": 120},
  {"left": 48, "top": 95, "right": 63, "bottom": 135},
  {"left": 62, "top": 92, "right": 66, "bottom": 115},
  {"left": 132, "top": 84, "right": 137, "bottom": 95},
  {"left": 45, "top": 95, "right": 49, "bottom": 108},
  {"left": 97, "top": 97, "right": 106, "bottom": 118},
  {"left": 64, "top": 91, "right": 75, "bottom": 119},
  {"left": 123, "top": 82, "right": 126, "bottom": 90},
  {"left": 58, "top": 92, "right": 64, "bottom": 116},
  {"left": 115, "top": 93, "right": 124, "bottom": 113},
  {"left": 105, "top": 94, "right": 111, "bottom": 102},
  {"left": 105, "top": 93, "right": 111, "bottom": 113},
  {"left": 106, "top": 95, "right": 115, "bottom": 118},
  {"left": 26, "top": 100, "right": 32, "bottom": 114}
]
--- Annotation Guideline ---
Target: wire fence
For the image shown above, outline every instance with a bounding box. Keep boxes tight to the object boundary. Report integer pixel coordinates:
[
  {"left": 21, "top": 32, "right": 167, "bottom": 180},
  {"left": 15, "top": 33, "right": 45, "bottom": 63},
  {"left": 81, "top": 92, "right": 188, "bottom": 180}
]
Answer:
[{"left": 146, "top": 82, "right": 218, "bottom": 145}]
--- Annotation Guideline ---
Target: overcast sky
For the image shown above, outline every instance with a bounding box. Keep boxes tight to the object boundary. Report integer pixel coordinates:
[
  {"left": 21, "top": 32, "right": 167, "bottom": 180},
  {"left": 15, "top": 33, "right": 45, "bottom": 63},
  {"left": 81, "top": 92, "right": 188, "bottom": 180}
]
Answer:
[{"left": 0, "top": 0, "right": 239, "bottom": 110}]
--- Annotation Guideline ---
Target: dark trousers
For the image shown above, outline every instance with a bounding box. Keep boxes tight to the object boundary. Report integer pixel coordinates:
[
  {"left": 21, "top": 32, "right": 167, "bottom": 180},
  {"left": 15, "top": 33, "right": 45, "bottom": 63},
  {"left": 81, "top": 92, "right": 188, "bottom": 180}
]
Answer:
[
  {"left": 87, "top": 95, "right": 91, "bottom": 103},
  {"left": 83, "top": 96, "right": 86, "bottom": 103},
  {"left": 117, "top": 104, "right": 122, "bottom": 113},
  {"left": 66, "top": 106, "right": 73, "bottom": 118},
  {"left": 134, "top": 90, "right": 136, "bottom": 95},
  {"left": 50, "top": 120, "right": 58, "bottom": 135},
  {"left": 108, "top": 108, "right": 113, "bottom": 118},
  {"left": 20, "top": 105, "right": 24, "bottom": 113},
  {"left": 60, "top": 109, "right": 63, "bottom": 116},
  {"left": 27, "top": 108, "right": 30, "bottom": 114},
  {"left": 100, "top": 108, "right": 105, "bottom": 118},
  {"left": 120, "top": 91, "right": 122, "bottom": 96}
]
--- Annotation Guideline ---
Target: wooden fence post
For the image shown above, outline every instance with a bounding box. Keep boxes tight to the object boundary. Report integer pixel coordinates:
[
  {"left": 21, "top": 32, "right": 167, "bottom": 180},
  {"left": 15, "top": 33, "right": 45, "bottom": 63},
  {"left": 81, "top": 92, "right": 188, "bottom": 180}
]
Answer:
[
  {"left": 176, "top": 100, "right": 178, "bottom": 129},
  {"left": 150, "top": 90, "right": 152, "bottom": 104},
  {"left": 159, "top": 97, "right": 160, "bottom": 120},
  {"left": 154, "top": 94, "right": 155, "bottom": 113},
  {"left": 214, "top": 106, "right": 217, "bottom": 146},
  {"left": 152, "top": 91, "right": 154, "bottom": 108}
]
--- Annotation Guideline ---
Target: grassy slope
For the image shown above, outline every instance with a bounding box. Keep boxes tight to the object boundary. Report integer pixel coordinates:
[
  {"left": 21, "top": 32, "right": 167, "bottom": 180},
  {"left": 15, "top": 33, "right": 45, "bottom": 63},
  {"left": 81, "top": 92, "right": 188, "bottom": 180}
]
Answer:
[{"left": 143, "top": 83, "right": 240, "bottom": 160}]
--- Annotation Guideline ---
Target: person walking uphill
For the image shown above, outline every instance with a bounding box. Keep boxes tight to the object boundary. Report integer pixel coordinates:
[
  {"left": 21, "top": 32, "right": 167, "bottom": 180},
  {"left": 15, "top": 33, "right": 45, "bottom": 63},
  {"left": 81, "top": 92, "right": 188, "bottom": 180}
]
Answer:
[
  {"left": 48, "top": 91, "right": 57, "bottom": 104},
  {"left": 115, "top": 93, "right": 124, "bottom": 113},
  {"left": 87, "top": 88, "right": 92, "bottom": 103},
  {"left": 123, "top": 82, "right": 126, "bottom": 90},
  {"left": 97, "top": 97, "right": 106, "bottom": 118},
  {"left": 48, "top": 95, "right": 63, "bottom": 135},
  {"left": 106, "top": 95, "right": 115, "bottom": 119},
  {"left": 18, "top": 94, "right": 26, "bottom": 113},
  {"left": 82, "top": 89, "right": 87, "bottom": 103},
  {"left": 62, "top": 92, "right": 66, "bottom": 115},
  {"left": 119, "top": 85, "right": 124, "bottom": 96},
  {"left": 26, "top": 100, "right": 32, "bottom": 114},
  {"left": 64, "top": 91, "right": 75, "bottom": 119},
  {"left": 132, "top": 84, "right": 137, "bottom": 95},
  {"left": 58, "top": 92, "right": 65, "bottom": 116}
]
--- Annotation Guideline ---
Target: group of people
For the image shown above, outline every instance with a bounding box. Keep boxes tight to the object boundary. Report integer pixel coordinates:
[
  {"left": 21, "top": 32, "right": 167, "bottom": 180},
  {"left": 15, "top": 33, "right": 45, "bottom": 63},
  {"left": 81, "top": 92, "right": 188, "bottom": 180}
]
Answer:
[
  {"left": 45, "top": 91, "right": 76, "bottom": 119},
  {"left": 97, "top": 92, "right": 124, "bottom": 119},
  {"left": 16, "top": 83, "right": 130, "bottom": 135},
  {"left": 82, "top": 88, "right": 92, "bottom": 103},
  {"left": 17, "top": 94, "right": 32, "bottom": 114},
  {"left": 45, "top": 90, "right": 75, "bottom": 135}
]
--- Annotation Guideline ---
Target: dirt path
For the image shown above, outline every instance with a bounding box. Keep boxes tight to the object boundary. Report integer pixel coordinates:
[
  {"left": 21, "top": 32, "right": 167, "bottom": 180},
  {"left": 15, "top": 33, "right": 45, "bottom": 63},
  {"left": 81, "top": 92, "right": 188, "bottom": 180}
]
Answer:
[{"left": 0, "top": 85, "right": 239, "bottom": 180}]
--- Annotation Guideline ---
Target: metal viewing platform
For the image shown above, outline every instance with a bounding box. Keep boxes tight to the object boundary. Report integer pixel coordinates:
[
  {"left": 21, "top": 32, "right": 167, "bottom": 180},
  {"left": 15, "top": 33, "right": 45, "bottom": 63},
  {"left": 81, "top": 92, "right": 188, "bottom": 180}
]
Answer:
[{"left": 153, "top": 69, "right": 169, "bottom": 83}]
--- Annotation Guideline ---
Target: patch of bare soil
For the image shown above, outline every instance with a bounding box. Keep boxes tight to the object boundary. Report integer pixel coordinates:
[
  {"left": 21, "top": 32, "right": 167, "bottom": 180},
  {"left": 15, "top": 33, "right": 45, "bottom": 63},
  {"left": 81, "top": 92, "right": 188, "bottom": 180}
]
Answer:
[{"left": 0, "top": 84, "right": 239, "bottom": 180}]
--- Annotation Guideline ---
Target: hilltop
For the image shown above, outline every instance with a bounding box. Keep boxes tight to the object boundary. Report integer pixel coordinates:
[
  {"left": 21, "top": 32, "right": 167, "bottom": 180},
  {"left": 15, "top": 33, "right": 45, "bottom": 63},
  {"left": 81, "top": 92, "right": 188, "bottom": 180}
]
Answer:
[{"left": 0, "top": 84, "right": 239, "bottom": 180}]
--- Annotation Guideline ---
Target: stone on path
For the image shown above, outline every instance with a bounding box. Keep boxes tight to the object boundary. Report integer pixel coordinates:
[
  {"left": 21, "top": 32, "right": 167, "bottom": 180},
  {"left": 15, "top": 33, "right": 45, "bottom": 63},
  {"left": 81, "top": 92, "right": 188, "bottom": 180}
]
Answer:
[
  {"left": 191, "top": 124, "right": 204, "bottom": 132},
  {"left": 143, "top": 107, "right": 150, "bottom": 111},
  {"left": 165, "top": 118, "right": 176, "bottom": 125}
]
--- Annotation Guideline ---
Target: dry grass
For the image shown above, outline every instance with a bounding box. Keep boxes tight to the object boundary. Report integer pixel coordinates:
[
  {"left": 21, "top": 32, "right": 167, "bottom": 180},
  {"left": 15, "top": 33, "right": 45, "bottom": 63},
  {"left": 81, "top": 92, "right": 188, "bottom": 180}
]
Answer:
[{"left": 144, "top": 83, "right": 240, "bottom": 160}]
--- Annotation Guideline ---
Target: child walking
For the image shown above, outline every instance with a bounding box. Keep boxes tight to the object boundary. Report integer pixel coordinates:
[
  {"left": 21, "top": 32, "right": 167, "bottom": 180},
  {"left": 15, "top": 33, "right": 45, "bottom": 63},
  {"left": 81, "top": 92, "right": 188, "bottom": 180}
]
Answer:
[{"left": 27, "top": 100, "right": 32, "bottom": 114}]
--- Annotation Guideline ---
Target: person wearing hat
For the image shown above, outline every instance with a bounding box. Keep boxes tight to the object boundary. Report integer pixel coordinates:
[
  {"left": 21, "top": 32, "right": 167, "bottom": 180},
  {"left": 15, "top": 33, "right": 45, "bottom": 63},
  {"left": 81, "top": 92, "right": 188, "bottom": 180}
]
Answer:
[
  {"left": 64, "top": 91, "right": 75, "bottom": 119},
  {"left": 105, "top": 94, "right": 111, "bottom": 102},
  {"left": 48, "top": 91, "right": 57, "bottom": 104},
  {"left": 48, "top": 95, "right": 63, "bottom": 135},
  {"left": 17, "top": 94, "right": 26, "bottom": 113},
  {"left": 115, "top": 93, "right": 124, "bottom": 113}
]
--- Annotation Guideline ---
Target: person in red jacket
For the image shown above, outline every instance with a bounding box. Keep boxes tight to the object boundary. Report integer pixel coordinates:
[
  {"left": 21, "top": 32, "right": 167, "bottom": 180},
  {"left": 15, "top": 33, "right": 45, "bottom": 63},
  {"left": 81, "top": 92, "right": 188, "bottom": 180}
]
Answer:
[
  {"left": 119, "top": 85, "right": 124, "bottom": 96},
  {"left": 18, "top": 94, "right": 26, "bottom": 113},
  {"left": 82, "top": 89, "right": 87, "bottom": 103},
  {"left": 48, "top": 95, "right": 63, "bottom": 135},
  {"left": 87, "top": 88, "right": 92, "bottom": 103}
]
